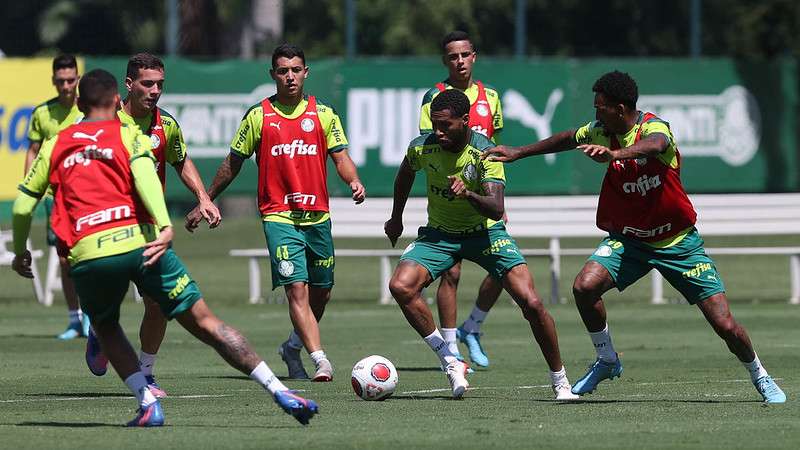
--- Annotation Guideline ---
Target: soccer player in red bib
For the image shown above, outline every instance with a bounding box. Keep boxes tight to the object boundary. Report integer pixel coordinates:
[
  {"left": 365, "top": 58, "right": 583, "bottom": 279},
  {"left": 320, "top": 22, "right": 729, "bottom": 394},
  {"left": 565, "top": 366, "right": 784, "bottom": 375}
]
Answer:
[
  {"left": 11, "top": 69, "right": 318, "bottom": 426},
  {"left": 482, "top": 71, "right": 786, "bottom": 403},
  {"left": 84, "top": 53, "right": 222, "bottom": 398},
  {"left": 187, "top": 44, "right": 365, "bottom": 382},
  {"left": 418, "top": 31, "right": 506, "bottom": 369}
]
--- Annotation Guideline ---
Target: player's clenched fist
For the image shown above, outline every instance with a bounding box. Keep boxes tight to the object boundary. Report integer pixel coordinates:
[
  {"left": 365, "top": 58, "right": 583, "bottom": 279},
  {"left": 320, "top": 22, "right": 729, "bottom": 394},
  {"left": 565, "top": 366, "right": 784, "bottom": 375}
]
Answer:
[
  {"left": 448, "top": 176, "right": 469, "bottom": 199},
  {"left": 384, "top": 217, "right": 403, "bottom": 247}
]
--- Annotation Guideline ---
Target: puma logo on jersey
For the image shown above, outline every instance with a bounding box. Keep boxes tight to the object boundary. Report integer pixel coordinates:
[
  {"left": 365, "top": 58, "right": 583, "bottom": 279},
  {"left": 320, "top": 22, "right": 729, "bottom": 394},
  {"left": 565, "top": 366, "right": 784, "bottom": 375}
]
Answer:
[
  {"left": 265, "top": 112, "right": 277, "bottom": 117},
  {"left": 271, "top": 139, "right": 317, "bottom": 158},
  {"left": 63, "top": 145, "right": 114, "bottom": 168},
  {"left": 471, "top": 124, "right": 489, "bottom": 136},
  {"left": 76, "top": 205, "right": 131, "bottom": 231},
  {"left": 71, "top": 129, "right": 104, "bottom": 142},
  {"left": 269, "top": 122, "right": 281, "bottom": 130}
]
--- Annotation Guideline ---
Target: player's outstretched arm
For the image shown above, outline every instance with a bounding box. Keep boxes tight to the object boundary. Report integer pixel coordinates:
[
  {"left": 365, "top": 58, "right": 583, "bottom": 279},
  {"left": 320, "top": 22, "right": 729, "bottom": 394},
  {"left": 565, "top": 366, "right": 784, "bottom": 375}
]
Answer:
[
  {"left": 330, "top": 149, "right": 366, "bottom": 204},
  {"left": 483, "top": 130, "right": 578, "bottom": 163},
  {"left": 385, "top": 157, "right": 415, "bottom": 247},
  {"left": 579, "top": 133, "right": 669, "bottom": 163},
  {"left": 185, "top": 153, "right": 244, "bottom": 232},
  {"left": 173, "top": 158, "right": 221, "bottom": 228}
]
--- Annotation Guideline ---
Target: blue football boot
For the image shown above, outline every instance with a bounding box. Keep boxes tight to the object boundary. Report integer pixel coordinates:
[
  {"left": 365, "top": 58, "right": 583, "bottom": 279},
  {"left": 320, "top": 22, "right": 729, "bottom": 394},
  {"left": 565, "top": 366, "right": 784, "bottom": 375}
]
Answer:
[
  {"left": 571, "top": 356, "right": 623, "bottom": 395},
  {"left": 57, "top": 321, "right": 82, "bottom": 340},
  {"left": 81, "top": 313, "right": 91, "bottom": 338},
  {"left": 754, "top": 376, "right": 786, "bottom": 403},
  {"left": 85, "top": 328, "right": 108, "bottom": 376},
  {"left": 126, "top": 401, "right": 165, "bottom": 427},
  {"left": 456, "top": 325, "right": 489, "bottom": 367},
  {"left": 274, "top": 390, "right": 319, "bottom": 425}
]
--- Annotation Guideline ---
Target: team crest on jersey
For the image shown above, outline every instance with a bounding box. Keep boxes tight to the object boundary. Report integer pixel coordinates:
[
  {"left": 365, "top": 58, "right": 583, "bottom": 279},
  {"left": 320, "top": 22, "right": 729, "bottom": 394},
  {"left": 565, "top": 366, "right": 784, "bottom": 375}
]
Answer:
[
  {"left": 475, "top": 103, "right": 490, "bottom": 117},
  {"left": 462, "top": 163, "right": 478, "bottom": 182},
  {"left": 150, "top": 134, "right": 161, "bottom": 149},
  {"left": 301, "top": 118, "right": 315, "bottom": 132},
  {"left": 594, "top": 245, "right": 613, "bottom": 257},
  {"left": 278, "top": 260, "right": 295, "bottom": 277}
]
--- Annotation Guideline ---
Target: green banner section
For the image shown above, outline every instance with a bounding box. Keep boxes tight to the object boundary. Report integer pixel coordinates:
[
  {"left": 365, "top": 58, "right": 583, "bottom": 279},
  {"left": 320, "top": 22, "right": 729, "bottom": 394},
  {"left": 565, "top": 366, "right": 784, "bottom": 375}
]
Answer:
[{"left": 83, "top": 57, "right": 797, "bottom": 199}]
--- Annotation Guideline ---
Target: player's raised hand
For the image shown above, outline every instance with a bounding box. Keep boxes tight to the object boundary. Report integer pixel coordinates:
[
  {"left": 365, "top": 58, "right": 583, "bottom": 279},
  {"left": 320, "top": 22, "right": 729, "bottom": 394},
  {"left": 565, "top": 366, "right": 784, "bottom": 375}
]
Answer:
[
  {"left": 350, "top": 180, "right": 366, "bottom": 204},
  {"left": 198, "top": 199, "right": 222, "bottom": 228},
  {"left": 579, "top": 144, "right": 614, "bottom": 163},
  {"left": 384, "top": 217, "right": 403, "bottom": 247},
  {"left": 448, "top": 176, "right": 469, "bottom": 199},
  {"left": 143, "top": 226, "right": 174, "bottom": 266},
  {"left": 12, "top": 250, "right": 34, "bottom": 279},
  {"left": 482, "top": 145, "right": 521, "bottom": 162}
]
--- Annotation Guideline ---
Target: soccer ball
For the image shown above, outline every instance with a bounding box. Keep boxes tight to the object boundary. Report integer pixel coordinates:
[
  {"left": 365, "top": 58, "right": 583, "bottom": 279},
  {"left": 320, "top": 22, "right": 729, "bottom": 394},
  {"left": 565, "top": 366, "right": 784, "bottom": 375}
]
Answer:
[{"left": 351, "top": 355, "right": 398, "bottom": 401}]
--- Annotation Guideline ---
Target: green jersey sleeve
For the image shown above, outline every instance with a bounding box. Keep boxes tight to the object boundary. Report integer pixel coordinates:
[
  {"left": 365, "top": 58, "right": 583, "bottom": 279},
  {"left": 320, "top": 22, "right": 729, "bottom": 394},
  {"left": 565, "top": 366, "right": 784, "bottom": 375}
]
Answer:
[
  {"left": 317, "top": 102, "right": 348, "bottom": 153},
  {"left": 418, "top": 88, "right": 438, "bottom": 134},
  {"left": 229, "top": 103, "right": 263, "bottom": 158},
  {"left": 480, "top": 158, "right": 505, "bottom": 185},
  {"left": 27, "top": 105, "right": 46, "bottom": 143},
  {"left": 160, "top": 110, "right": 187, "bottom": 165},
  {"left": 405, "top": 141, "right": 424, "bottom": 172},
  {"left": 640, "top": 119, "right": 679, "bottom": 169},
  {"left": 18, "top": 135, "right": 55, "bottom": 198},
  {"left": 574, "top": 121, "right": 607, "bottom": 145},
  {"left": 121, "top": 124, "right": 158, "bottom": 164}
]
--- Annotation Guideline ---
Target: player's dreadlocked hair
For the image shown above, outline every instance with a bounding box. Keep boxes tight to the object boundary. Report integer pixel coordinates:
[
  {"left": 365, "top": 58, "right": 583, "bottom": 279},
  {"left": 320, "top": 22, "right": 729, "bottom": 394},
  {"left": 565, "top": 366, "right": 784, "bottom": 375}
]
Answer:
[
  {"left": 430, "top": 88, "right": 470, "bottom": 118},
  {"left": 78, "top": 69, "right": 118, "bottom": 108},
  {"left": 52, "top": 54, "right": 77, "bottom": 72},
  {"left": 127, "top": 53, "right": 164, "bottom": 80},
  {"left": 441, "top": 30, "right": 474, "bottom": 52},
  {"left": 272, "top": 43, "right": 306, "bottom": 68},
  {"left": 592, "top": 71, "right": 639, "bottom": 109}
]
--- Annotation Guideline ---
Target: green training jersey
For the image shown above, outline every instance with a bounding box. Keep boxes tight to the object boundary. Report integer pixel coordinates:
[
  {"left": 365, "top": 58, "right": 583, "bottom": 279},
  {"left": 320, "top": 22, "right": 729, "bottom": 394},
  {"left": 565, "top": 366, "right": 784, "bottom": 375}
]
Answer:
[
  {"left": 406, "top": 131, "right": 505, "bottom": 234},
  {"left": 27, "top": 97, "right": 83, "bottom": 143},
  {"left": 574, "top": 114, "right": 679, "bottom": 169},
  {"left": 419, "top": 81, "right": 503, "bottom": 142},
  {"left": 117, "top": 107, "right": 187, "bottom": 166}
]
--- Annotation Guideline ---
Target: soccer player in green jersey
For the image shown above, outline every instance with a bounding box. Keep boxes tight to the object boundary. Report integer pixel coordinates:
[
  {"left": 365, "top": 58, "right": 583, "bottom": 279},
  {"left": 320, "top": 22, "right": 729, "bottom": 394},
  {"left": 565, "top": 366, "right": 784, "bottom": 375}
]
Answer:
[
  {"left": 24, "top": 54, "right": 88, "bottom": 340},
  {"left": 482, "top": 71, "right": 785, "bottom": 403},
  {"left": 11, "top": 69, "right": 318, "bottom": 426},
  {"left": 186, "top": 44, "right": 365, "bottom": 382},
  {"left": 85, "top": 53, "right": 222, "bottom": 398},
  {"left": 418, "top": 31, "right": 506, "bottom": 368},
  {"left": 385, "top": 89, "right": 578, "bottom": 400}
]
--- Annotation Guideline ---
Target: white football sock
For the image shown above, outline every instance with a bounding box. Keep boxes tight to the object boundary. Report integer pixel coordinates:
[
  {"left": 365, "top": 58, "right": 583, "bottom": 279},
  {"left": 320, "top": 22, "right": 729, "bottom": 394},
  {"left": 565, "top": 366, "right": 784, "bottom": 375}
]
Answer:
[
  {"left": 440, "top": 328, "right": 459, "bottom": 355},
  {"left": 462, "top": 306, "right": 489, "bottom": 334},
  {"left": 423, "top": 329, "right": 457, "bottom": 366},
  {"left": 287, "top": 330, "right": 304, "bottom": 350},
  {"left": 139, "top": 351, "right": 157, "bottom": 377},
  {"left": 309, "top": 350, "right": 328, "bottom": 366},
  {"left": 124, "top": 371, "right": 157, "bottom": 408},
  {"left": 743, "top": 353, "right": 769, "bottom": 382},
  {"left": 549, "top": 366, "right": 568, "bottom": 386},
  {"left": 589, "top": 324, "right": 618, "bottom": 362},
  {"left": 249, "top": 361, "right": 288, "bottom": 395}
]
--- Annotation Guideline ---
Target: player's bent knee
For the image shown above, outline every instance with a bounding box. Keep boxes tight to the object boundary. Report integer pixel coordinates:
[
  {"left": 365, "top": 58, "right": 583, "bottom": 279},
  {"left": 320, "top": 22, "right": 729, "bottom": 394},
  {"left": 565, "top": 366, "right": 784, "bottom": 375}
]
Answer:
[
  {"left": 520, "top": 296, "right": 545, "bottom": 321},
  {"left": 572, "top": 275, "right": 602, "bottom": 300},
  {"left": 389, "top": 277, "right": 415, "bottom": 303}
]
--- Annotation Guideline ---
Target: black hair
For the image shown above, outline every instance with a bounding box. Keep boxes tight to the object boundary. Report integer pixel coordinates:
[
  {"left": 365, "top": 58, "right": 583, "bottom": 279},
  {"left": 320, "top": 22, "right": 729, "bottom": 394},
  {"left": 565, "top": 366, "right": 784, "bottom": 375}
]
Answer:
[
  {"left": 272, "top": 43, "right": 306, "bottom": 68},
  {"left": 52, "top": 54, "right": 77, "bottom": 72},
  {"left": 78, "top": 69, "right": 118, "bottom": 108},
  {"left": 441, "top": 30, "right": 474, "bottom": 52},
  {"left": 126, "top": 53, "right": 164, "bottom": 80},
  {"left": 431, "top": 89, "right": 470, "bottom": 118},
  {"left": 592, "top": 70, "right": 638, "bottom": 109}
]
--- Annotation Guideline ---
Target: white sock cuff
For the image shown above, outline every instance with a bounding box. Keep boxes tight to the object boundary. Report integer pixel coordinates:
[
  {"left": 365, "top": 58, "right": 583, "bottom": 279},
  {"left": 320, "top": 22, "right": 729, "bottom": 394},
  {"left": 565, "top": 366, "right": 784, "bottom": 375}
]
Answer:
[
  {"left": 588, "top": 324, "right": 610, "bottom": 337},
  {"left": 249, "top": 361, "right": 288, "bottom": 395}
]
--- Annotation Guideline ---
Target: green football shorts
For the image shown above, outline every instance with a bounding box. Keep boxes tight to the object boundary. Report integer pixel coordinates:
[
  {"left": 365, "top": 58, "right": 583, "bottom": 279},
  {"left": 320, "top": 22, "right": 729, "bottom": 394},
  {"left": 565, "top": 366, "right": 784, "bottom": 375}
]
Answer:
[
  {"left": 400, "top": 222, "right": 526, "bottom": 281},
  {"left": 70, "top": 248, "right": 202, "bottom": 324},
  {"left": 262, "top": 219, "right": 335, "bottom": 290},
  {"left": 587, "top": 228, "right": 725, "bottom": 304}
]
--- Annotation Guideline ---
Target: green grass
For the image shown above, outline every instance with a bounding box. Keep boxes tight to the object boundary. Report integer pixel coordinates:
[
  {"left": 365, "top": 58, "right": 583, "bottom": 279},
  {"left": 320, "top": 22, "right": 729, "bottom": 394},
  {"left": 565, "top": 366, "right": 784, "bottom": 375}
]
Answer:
[{"left": 1, "top": 219, "right": 799, "bottom": 449}]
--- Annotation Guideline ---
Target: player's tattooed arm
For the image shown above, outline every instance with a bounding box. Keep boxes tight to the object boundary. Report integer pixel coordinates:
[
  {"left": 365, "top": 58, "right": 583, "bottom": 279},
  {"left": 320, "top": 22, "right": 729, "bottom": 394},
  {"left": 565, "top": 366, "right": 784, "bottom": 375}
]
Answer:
[
  {"left": 449, "top": 177, "right": 505, "bottom": 220},
  {"left": 385, "top": 157, "right": 416, "bottom": 247},
  {"left": 185, "top": 153, "right": 244, "bottom": 232}
]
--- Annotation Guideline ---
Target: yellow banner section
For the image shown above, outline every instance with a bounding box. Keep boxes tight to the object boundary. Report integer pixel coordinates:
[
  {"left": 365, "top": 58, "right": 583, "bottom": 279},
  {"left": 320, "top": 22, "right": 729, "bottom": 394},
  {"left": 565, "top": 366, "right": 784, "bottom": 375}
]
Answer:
[{"left": 0, "top": 58, "right": 84, "bottom": 201}]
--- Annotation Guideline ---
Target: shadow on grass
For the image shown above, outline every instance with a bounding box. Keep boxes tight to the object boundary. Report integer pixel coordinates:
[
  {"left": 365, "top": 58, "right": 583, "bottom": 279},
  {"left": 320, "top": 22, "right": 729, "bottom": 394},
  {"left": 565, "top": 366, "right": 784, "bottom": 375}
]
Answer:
[
  {"left": 197, "top": 375, "right": 300, "bottom": 382},
  {"left": 390, "top": 394, "right": 493, "bottom": 401},
  {"left": 7, "top": 334, "right": 63, "bottom": 339},
  {"left": 395, "top": 367, "right": 442, "bottom": 372},
  {"left": 15, "top": 421, "right": 124, "bottom": 428},
  {"left": 530, "top": 399, "right": 763, "bottom": 405}
]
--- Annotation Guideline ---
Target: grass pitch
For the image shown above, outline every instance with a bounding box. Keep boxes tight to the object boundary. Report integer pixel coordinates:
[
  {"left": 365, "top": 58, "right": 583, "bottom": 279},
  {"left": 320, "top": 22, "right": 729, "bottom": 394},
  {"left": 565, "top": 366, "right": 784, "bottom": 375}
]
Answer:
[{"left": 1, "top": 219, "right": 798, "bottom": 449}]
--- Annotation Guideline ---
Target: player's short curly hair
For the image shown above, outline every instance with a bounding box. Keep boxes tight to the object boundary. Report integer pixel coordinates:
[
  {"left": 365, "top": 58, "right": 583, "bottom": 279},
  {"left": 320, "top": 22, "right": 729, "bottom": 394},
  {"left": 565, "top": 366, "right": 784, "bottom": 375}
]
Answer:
[
  {"left": 126, "top": 53, "right": 164, "bottom": 80},
  {"left": 592, "top": 71, "right": 638, "bottom": 109},
  {"left": 431, "top": 88, "right": 470, "bottom": 118},
  {"left": 79, "top": 69, "right": 118, "bottom": 108},
  {"left": 272, "top": 43, "right": 306, "bottom": 68},
  {"left": 441, "top": 30, "right": 474, "bottom": 52}
]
